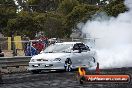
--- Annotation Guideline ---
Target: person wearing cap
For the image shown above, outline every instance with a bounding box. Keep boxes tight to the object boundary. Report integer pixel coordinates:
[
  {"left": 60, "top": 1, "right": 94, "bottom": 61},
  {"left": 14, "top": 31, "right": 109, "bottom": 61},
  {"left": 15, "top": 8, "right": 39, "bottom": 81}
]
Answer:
[{"left": 0, "top": 48, "right": 4, "bottom": 57}]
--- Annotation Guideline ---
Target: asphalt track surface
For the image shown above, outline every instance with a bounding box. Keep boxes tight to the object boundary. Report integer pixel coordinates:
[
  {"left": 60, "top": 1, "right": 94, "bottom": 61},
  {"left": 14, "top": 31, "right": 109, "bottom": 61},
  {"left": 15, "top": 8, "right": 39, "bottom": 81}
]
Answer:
[{"left": 0, "top": 68, "right": 132, "bottom": 88}]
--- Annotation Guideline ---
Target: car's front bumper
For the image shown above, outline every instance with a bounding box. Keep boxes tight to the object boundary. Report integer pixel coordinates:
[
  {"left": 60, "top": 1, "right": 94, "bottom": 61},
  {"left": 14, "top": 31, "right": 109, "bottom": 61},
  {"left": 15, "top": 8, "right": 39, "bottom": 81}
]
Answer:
[{"left": 28, "top": 62, "right": 65, "bottom": 71}]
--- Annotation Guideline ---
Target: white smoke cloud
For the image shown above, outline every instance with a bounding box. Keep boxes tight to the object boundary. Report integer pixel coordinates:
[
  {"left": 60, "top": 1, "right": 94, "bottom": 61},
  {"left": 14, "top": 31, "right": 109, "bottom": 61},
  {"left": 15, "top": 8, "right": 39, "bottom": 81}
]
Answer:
[{"left": 82, "top": 0, "right": 132, "bottom": 68}]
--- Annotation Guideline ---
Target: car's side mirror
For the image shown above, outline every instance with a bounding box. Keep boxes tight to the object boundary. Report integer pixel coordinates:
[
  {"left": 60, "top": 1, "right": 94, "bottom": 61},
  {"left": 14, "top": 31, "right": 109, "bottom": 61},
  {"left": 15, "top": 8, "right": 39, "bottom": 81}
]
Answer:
[
  {"left": 72, "top": 50, "right": 79, "bottom": 53},
  {"left": 72, "top": 50, "right": 82, "bottom": 53},
  {"left": 40, "top": 51, "right": 44, "bottom": 54}
]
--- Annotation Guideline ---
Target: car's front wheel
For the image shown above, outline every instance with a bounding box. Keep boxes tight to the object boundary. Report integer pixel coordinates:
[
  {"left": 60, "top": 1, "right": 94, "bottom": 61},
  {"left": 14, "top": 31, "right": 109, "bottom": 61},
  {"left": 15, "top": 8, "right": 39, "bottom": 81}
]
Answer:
[{"left": 64, "top": 58, "right": 72, "bottom": 72}]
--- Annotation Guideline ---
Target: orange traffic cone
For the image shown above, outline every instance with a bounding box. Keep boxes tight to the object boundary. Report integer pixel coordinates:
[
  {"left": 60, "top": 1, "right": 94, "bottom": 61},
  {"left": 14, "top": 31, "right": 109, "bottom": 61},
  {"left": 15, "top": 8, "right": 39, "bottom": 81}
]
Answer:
[{"left": 95, "top": 62, "right": 100, "bottom": 74}]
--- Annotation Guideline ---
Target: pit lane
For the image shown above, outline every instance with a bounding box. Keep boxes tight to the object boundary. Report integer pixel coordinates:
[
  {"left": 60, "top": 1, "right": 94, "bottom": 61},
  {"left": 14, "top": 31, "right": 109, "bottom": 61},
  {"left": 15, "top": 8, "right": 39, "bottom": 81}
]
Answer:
[{"left": 0, "top": 67, "right": 132, "bottom": 88}]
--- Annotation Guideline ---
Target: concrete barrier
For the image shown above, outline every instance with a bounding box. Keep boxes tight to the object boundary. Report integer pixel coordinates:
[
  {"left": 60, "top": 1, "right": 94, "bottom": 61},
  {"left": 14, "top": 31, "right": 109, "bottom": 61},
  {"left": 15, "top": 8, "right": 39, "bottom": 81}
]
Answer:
[{"left": 0, "top": 56, "right": 32, "bottom": 73}]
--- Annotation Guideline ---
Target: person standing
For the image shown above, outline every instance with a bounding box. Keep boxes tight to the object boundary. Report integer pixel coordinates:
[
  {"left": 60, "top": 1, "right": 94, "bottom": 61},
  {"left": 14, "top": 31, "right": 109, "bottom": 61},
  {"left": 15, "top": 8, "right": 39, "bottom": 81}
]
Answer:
[
  {"left": 25, "top": 43, "right": 38, "bottom": 56},
  {"left": 0, "top": 48, "right": 4, "bottom": 57}
]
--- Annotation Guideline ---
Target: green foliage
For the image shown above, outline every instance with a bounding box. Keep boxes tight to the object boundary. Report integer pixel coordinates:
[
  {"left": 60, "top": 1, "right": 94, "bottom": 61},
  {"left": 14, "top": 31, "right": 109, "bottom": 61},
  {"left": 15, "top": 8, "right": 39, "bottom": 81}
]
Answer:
[
  {"left": 33, "top": 12, "right": 67, "bottom": 38},
  {"left": 44, "top": 16, "right": 65, "bottom": 38},
  {"left": 33, "top": 13, "right": 46, "bottom": 32},
  {"left": 4, "top": 11, "right": 66, "bottom": 38},
  {"left": 77, "top": 0, "right": 99, "bottom": 5},
  {"left": 27, "top": 0, "right": 60, "bottom": 12},
  {"left": 0, "top": 0, "right": 15, "bottom": 4},
  {"left": 0, "top": 0, "right": 16, "bottom": 32},
  {"left": 103, "top": 0, "right": 127, "bottom": 17},
  {"left": 0, "top": 0, "right": 129, "bottom": 39},
  {"left": 66, "top": 4, "right": 98, "bottom": 29},
  {"left": 27, "top": 0, "right": 40, "bottom": 5},
  {"left": 3, "top": 18, "right": 17, "bottom": 36},
  {"left": 57, "top": 1, "right": 99, "bottom": 37},
  {"left": 4, "top": 11, "right": 38, "bottom": 38},
  {"left": 111, "top": 3, "right": 127, "bottom": 17},
  {"left": 57, "top": 0, "right": 79, "bottom": 15}
]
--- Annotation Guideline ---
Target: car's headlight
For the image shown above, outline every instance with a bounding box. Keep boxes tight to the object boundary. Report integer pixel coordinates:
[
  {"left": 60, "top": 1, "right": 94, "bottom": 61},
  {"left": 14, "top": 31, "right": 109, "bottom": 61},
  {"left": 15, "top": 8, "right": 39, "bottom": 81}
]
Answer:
[
  {"left": 30, "top": 59, "right": 35, "bottom": 62},
  {"left": 37, "top": 59, "right": 48, "bottom": 61},
  {"left": 30, "top": 59, "right": 48, "bottom": 62},
  {"left": 53, "top": 58, "right": 61, "bottom": 61}
]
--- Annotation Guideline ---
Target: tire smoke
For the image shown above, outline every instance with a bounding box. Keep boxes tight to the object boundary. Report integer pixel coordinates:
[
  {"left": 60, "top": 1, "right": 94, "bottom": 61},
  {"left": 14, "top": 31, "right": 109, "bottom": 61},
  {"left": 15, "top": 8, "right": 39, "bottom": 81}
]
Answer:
[{"left": 82, "top": 0, "right": 132, "bottom": 68}]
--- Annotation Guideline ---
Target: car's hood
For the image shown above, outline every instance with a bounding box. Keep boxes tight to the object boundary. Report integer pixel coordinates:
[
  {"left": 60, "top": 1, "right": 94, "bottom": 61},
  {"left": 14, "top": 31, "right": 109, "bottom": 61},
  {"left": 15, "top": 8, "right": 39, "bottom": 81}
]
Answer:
[{"left": 31, "top": 53, "right": 70, "bottom": 60}]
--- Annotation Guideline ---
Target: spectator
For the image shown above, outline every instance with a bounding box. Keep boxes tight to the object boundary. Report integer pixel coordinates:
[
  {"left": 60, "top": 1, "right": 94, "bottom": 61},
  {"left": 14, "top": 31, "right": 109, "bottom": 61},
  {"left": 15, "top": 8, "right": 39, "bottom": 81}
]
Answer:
[
  {"left": 0, "top": 48, "right": 4, "bottom": 57},
  {"left": 25, "top": 43, "right": 38, "bottom": 56},
  {"left": 43, "top": 37, "right": 49, "bottom": 48},
  {"left": 35, "top": 40, "right": 44, "bottom": 53}
]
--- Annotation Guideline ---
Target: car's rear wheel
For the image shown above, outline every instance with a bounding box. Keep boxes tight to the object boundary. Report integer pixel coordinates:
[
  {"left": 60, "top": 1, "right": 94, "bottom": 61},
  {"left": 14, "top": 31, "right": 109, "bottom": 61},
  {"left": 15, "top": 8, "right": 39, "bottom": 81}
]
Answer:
[
  {"left": 31, "top": 70, "right": 41, "bottom": 74},
  {"left": 64, "top": 58, "right": 72, "bottom": 72}
]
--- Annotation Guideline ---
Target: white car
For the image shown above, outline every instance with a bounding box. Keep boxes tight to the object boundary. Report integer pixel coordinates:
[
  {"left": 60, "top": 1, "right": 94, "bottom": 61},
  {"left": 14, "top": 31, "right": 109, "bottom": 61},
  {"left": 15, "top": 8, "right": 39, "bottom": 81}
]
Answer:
[{"left": 28, "top": 42, "right": 97, "bottom": 73}]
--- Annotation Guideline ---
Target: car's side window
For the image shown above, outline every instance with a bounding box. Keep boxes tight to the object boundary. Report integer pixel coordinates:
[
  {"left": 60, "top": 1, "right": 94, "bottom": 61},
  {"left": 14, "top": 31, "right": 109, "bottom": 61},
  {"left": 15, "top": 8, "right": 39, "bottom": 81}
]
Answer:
[
  {"left": 78, "top": 43, "right": 87, "bottom": 52},
  {"left": 73, "top": 44, "right": 79, "bottom": 50},
  {"left": 73, "top": 44, "right": 78, "bottom": 50},
  {"left": 73, "top": 43, "right": 90, "bottom": 52}
]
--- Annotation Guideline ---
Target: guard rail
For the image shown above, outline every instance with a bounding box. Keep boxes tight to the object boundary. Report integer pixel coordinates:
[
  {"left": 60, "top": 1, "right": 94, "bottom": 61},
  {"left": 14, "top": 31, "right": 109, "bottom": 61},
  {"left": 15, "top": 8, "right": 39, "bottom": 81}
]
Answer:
[{"left": 0, "top": 56, "right": 32, "bottom": 73}]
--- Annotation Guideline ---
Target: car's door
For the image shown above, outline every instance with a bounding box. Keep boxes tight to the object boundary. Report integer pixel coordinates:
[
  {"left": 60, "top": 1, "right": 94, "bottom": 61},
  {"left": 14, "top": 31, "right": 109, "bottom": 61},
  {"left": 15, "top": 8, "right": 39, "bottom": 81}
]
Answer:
[
  {"left": 70, "top": 43, "right": 85, "bottom": 67},
  {"left": 71, "top": 43, "right": 94, "bottom": 66},
  {"left": 81, "top": 44, "right": 96, "bottom": 67}
]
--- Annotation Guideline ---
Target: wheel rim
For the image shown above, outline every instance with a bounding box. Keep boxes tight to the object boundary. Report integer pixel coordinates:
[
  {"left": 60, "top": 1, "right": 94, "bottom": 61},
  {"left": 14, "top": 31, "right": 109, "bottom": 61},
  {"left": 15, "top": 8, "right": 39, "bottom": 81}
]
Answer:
[{"left": 64, "top": 58, "right": 72, "bottom": 72}]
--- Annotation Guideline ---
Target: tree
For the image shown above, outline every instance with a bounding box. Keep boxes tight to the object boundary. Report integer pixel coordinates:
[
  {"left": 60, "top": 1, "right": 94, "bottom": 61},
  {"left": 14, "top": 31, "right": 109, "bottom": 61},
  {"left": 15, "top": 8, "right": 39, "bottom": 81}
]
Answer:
[
  {"left": 0, "top": 0, "right": 15, "bottom": 4},
  {"left": 4, "top": 10, "right": 67, "bottom": 38},
  {"left": 66, "top": 4, "right": 99, "bottom": 29},
  {"left": 4, "top": 11, "right": 39, "bottom": 38},
  {"left": 1, "top": 0, "right": 128, "bottom": 39},
  {"left": 42, "top": 12, "right": 67, "bottom": 38},
  {"left": 27, "top": 0, "right": 61, "bottom": 12},
  {"left": 33, "top": 12, "right": 67, "bottom": 38},
  {"left": 103, "top": 0, "right": 127, "bottom": 17},
  {"left": 33, "top": 13, "right": 46, "bottom": 32},
  {"left": 57, "top": 0, "right": 79, "bottom": 15},
  {"left": 77, "top": 0, "right": 99, "bottom": 5},
  {"left": 0, "top": 0, "right": 17, "bottom": 33}
]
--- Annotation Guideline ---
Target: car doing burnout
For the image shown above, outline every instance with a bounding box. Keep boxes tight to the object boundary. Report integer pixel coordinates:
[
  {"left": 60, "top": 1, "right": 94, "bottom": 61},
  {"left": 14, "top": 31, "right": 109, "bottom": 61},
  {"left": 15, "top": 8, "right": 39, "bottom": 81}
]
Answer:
[{"left": 28, "top": 42, "right": 97, "bottom": 73}]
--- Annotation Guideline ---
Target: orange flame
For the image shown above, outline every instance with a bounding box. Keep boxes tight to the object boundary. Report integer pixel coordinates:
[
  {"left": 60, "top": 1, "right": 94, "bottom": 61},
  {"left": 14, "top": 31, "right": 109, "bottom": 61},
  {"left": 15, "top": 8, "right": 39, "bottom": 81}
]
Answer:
[{"left": 78, "top": 67, "right": 86, "bottom": 76}]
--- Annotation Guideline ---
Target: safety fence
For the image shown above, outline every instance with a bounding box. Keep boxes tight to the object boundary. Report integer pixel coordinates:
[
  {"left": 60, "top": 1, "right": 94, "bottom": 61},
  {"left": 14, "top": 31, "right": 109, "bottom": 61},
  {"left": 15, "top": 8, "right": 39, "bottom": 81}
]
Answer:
[
  {"left": 0, "top": 37, "right": 86, "bottom": 57},
  {"left": 0, "top": 56, "right": 32, "bottom": 73}
]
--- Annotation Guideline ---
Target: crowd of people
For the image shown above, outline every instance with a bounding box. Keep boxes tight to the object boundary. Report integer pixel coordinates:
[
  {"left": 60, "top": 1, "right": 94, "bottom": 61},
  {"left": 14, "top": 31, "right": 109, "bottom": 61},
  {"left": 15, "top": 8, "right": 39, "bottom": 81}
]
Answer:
[
  {"left": 0, "top": 37, "right": 58, "bottom": 57},
  {"left": 24, "top": 37, "right": 59, "bottom": 56},
  {"left": 24, "top": 37, "right": 49, "bottom": 56}
]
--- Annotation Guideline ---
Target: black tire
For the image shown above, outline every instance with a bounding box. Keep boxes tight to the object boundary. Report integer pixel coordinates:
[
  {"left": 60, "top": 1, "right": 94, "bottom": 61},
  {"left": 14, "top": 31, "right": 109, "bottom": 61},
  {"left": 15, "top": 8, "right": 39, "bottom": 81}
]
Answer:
[
  {"left": 64, "top": 58, "right": 72, "bottom": 72},
  {"left": 79, "top": 76, "right": 86, "bottom": 84},
  {"left": 31, "top": 70, "right": 41, "bottom": 74}
]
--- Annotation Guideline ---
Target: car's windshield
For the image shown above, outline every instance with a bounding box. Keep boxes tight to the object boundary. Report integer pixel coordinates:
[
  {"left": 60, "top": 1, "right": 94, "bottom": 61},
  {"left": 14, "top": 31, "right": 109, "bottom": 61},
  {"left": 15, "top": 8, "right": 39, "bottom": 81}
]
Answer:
[{"left": 44, "top": 43, "right": 73, "bottom": 53}]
